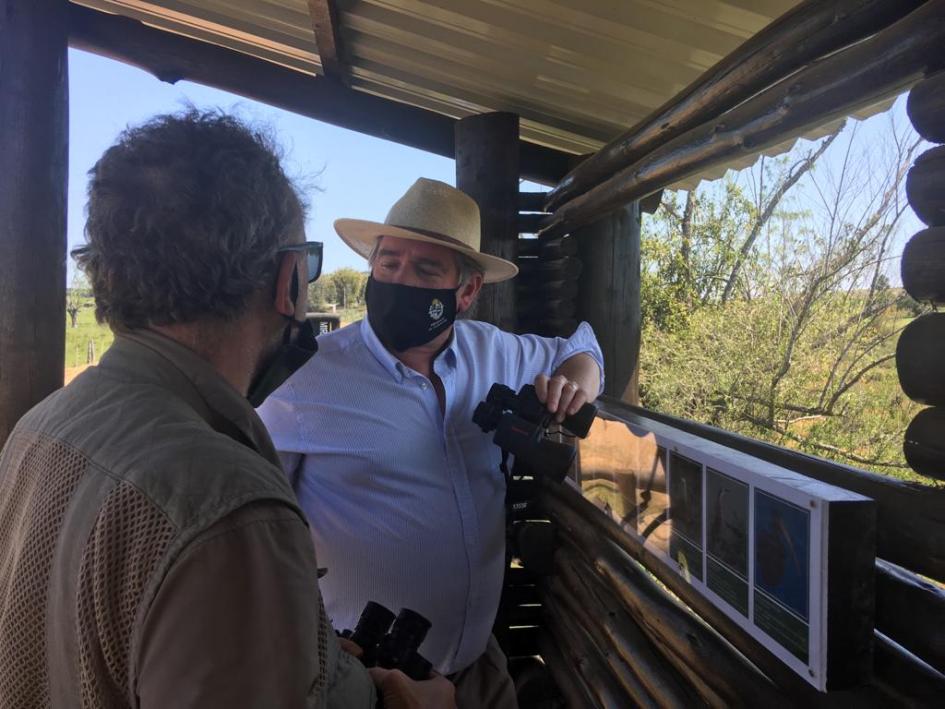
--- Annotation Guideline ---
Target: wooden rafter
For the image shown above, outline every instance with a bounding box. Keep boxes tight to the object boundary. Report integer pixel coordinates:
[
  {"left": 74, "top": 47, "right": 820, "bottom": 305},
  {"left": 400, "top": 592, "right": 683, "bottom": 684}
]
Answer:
[{"left": 306, "top": 0, "right": 346, "bottom": 85}]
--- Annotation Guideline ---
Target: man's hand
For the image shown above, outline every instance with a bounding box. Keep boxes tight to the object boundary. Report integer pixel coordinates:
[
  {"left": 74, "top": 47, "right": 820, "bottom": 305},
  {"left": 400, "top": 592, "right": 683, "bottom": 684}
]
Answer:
[
  {"left": 534, "top": 373, "right": 589, "bottom": 423},
  {"left": 337, "top": 637, "right": 363, "bottom": 658},
  {"left": 368, "top": 667, "right": 456, "bottom": 709},
  {"left": 534, "top": 353, "right": 601, "bottom": 423}
]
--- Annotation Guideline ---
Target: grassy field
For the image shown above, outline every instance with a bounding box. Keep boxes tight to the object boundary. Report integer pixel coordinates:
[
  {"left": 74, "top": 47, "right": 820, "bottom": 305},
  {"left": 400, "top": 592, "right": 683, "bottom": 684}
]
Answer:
[
  {"left": 65, "top": 301, "right": 113, "bottom": 371},
  {"left": 63, "top": 298, "right": 367, "bottom": 376}
]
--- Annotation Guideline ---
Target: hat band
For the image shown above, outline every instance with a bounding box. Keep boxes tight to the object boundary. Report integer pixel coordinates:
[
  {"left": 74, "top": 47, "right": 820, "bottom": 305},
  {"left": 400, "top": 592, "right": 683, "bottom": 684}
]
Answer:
[{"left": 386, "top": 224, "right": 476, "bottom": 253}]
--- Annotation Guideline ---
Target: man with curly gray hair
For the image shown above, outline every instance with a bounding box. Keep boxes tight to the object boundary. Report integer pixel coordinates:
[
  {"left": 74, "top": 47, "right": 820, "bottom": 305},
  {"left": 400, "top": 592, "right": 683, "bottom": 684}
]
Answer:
[{"left": 0, "top": 110, "right": 454, "bottom": 709}]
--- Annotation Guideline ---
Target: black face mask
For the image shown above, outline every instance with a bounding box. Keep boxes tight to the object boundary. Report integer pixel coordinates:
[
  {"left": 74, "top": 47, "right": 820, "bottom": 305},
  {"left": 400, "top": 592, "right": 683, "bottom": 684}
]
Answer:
[
  {"left": 365, "top": 276, "right": 458, "bottom": 352},
  {"left": 247, "top": 272, "right": 319, "bottom": 407}
]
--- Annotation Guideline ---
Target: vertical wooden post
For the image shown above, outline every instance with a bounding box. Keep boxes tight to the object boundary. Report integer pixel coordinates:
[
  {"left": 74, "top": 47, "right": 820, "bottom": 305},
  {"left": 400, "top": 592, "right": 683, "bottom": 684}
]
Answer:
[
  {"left": 455, "top": 112, "right": 519, "bottom": 331},
  {"left": 0, "top": 0, "right": 69, "bottom": 446},
  {"left": 574, "top": 203, "right": 642, "bottom": 402}
]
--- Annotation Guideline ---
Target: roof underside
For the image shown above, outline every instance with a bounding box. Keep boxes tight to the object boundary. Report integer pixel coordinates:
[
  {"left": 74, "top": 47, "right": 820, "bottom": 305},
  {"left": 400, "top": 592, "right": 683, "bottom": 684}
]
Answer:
[{"left": 72, "top": 0, "right": 895, "bottom": 188}]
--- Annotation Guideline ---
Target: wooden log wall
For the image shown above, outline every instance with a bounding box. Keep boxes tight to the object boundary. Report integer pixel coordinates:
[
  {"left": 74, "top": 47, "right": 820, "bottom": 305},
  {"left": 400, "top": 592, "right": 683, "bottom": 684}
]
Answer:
[
  {"left": 0, "top": 0, "right": 69, "bottom": 448},
  {"left": 539, "top": 0, "right": 945, "bottom": 240},
  {"left": 534, "top": 473, "right": 945, "bottom": 707},
  {"left": 516, "top": 194, "right": 581, "bottom": 337},
  {"left": 900, "top": 69, "right": 945, "bottom": 481}
]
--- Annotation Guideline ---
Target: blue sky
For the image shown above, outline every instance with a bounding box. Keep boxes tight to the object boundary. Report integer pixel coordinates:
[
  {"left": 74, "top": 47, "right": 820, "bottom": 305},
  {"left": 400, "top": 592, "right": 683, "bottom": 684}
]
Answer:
[
  {"left": 67, "top": 48, "right": 461, "bottom": 277},
  {"left": 68, "top": 48, "right": 922, "bottom": 283}
]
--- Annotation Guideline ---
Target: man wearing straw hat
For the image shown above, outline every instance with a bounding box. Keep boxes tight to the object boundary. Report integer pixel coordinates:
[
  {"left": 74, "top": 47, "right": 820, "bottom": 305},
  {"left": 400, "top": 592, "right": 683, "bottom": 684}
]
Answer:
[{"left": 259, "top": 178, "right": 603, "bottom": 707}]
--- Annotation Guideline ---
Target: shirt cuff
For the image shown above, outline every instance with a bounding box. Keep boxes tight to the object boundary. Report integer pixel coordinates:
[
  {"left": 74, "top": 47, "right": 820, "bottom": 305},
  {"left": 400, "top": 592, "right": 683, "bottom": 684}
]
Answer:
[{"left": 552, "top": 321, "right": 605, "bottom": 396}]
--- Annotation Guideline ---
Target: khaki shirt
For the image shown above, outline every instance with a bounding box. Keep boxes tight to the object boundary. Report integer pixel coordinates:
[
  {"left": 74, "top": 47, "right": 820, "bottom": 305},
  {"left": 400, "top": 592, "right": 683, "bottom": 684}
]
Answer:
[{"left": 0, "top": 330, "right": 374, "bottom": 708}]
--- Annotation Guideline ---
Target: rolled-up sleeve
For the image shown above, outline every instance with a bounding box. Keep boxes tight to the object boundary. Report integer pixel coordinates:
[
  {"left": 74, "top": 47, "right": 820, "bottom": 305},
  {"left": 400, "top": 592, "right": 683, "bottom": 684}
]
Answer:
[
  {"left": 510, "top": 321, "right": 605, "bottom": 395},
  {"left": 136, "top": 502, "right": 375, "bottom": 709}
]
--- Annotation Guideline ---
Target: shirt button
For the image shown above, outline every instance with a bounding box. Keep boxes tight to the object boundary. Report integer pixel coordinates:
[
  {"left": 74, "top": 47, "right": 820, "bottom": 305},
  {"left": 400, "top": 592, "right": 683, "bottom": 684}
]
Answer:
[{"left": 420, "top": 382, "right": 428, "bottom": 389}]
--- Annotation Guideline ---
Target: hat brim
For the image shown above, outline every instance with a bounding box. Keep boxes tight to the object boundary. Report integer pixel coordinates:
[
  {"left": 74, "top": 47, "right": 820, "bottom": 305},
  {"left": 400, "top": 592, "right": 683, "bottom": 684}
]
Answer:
[{"left": 334, "top": 218, "right": 519, "bottom": 284}]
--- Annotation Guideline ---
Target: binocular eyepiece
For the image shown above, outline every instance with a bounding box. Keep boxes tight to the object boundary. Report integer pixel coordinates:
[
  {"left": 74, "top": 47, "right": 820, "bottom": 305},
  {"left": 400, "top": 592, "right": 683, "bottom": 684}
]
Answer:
[{"left": 342, "top": 602, "right": 433, "bottom": 681}]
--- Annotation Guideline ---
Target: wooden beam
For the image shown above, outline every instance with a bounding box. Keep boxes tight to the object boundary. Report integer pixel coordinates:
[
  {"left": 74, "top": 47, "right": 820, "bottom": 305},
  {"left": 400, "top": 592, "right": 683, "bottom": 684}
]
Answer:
[
  {"left": 66, "top": 4, "right": 571, "bottom": 186},
  {"left": 455, "top": 113, "right": 519, "bottom": 331},
  {"left": 896, "top": 312, "right": 945, "bottom": 406},
  {"left": 306, "top": 0, "right": 347, "bottom": 85},
  {"left": 0, "top": 0, "right": 69, "bottom": 447},
  {"left": 545, "top": 0, "right": 925, "bottom": 211},
  {"left": 906, "top": 145, "right": 945, "bottom": 227},
  {"left": 876, "top": 559, "right": 945, "bottom": 672},
  {"left": 903, "top": 406, "right": 945, "bottom": 481},
  {"left": 541, "top": 0, "right": 945, "bottom": 239},
  {"left": 544, "top": 482, "right": 943, "bottom": 704},
  {"left": 575, "top": 204, "right": 641, "bottom": 400},
  {"left": 907, "top": 70, "right": 945, "bottom": 143},
  {"left": 599, "top": 398, "right": 945, "bottom": 582},
  {"left": 901, "top": 227, "right": 945, "bottom": 304},
  {"left": 550, "top": 543, "right": 758, "bottom": 707}
]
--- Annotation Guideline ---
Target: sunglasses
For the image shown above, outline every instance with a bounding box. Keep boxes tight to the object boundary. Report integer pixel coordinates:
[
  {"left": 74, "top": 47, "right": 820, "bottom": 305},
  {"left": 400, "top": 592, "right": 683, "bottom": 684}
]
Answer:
[{"left": 277, "top": 241, "right": 323, "bottom": 283}]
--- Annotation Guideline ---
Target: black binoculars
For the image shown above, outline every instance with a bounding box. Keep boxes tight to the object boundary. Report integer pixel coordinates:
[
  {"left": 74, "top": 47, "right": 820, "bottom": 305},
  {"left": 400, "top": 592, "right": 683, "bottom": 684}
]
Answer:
[
  {"left": 472, "top": 383, "right": 597, "bottom": 482},
  {"left": 341, "top": 602, "right": 433, "bottom": 681}
]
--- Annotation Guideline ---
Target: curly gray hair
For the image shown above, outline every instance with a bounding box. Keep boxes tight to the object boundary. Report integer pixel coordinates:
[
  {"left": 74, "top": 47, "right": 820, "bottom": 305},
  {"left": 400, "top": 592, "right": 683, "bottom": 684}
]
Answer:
[{"left": 74, "top": 109, "right": 305, "bottom": 330}]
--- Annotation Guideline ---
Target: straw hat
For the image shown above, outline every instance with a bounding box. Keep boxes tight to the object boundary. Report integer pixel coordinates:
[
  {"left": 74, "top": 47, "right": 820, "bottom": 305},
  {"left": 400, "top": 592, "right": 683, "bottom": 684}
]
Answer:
[{"left": 334, "top": 178, "right": 518, "bottom": 283}]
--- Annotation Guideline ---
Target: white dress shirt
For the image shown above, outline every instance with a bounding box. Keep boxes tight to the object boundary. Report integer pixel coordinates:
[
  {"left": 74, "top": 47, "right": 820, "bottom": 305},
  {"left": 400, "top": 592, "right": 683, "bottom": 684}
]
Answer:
[{"left": 258, "top": 317, "right": 603, "bottom": 674}]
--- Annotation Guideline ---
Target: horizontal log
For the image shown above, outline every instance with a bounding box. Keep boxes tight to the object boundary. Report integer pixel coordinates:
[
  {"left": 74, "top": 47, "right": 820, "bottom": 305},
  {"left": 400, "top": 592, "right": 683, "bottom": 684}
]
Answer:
[
  {"left": 517, "top": 317, "right": 579, "bottom": 338},
  {"left": 517, "top": 236, "right": 578, "bottom": 259},
  {"left": 907, "top": 70, "right": 945, "bottom": 143},
  {"left": 543, "top": 489, "right": 792, "bottom": 705},
  {"left": 540, "top": 0, "right": 945, "bottom": 239},
  {"left": 545, "top": 0, "right": 925, "bottom": 211},
  {"left": 518, "top": 298, "right": 577, "bottom": 320},
  {"left": 903, "top": 406, "right": 945, "bottom": 480},
  {"left": 516, "top": 279, "right": 579, "bottom": 300},
  {"left": 906, "top": 145, "right": 945, "bottom": 227},
  {"left": 875, "top": 558, "right": 945, "bottom": 672},
  {"left": 901, "top": 227, "right": 945, "bottom": 303},
  {"left": 66, "top": 4, "right": 570, "bottom": 186},
  {"left": 518, "top": 192, "right": 550, "bottom": 213},
  {"left": 599, "top": 399, "right": 945, "bottom": 582},
  {"left": 551, "top": 545, "right": 728, "bottom": 707},
  {"left": 542, "top": 592, "right": 645, "bottom": 708},
  {"left": 517, "top": 212, "right": 549, "bottom": 234},
  {"left": 543, "top": 581, "right": 665, "bottom": 708},
  {"left": 517, "top": 256, "right": 583, "bottom": 280},
  {"left": 896, "top": 312, "right": 945, "bottom": 406},
  {"left": 543, "top": 482, "right": 939, "bottom": 705},
  {"left": 537, "top": 631, "right": 599, "bottom": 708},
  {"left": 503, "top": 625, "right": 540, "bottom": 659},
  {"left": 871, "top": 631, "right": 945, "bottom": 705}
]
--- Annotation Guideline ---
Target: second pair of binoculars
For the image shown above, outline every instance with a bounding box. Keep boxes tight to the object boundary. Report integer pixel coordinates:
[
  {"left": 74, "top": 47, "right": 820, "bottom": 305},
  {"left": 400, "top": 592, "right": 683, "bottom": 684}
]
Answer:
[{"left": 340, "top": 602, "right": 433, "bottom": 681}]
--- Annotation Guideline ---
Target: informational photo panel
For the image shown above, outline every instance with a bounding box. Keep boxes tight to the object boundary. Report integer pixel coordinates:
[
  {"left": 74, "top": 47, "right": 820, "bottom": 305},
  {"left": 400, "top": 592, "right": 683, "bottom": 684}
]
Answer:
[
  {"left": 754, "top": 491, "right": 811, "bottom": 663},
  {"left": 706, "top": 469, "right": 749, "bottom": 617},
  {"left": 574, "top": 412, "right": 875, "bottom": 692},
  {"left": 668, "top": 452, "right": 703, "bottom": 582}
]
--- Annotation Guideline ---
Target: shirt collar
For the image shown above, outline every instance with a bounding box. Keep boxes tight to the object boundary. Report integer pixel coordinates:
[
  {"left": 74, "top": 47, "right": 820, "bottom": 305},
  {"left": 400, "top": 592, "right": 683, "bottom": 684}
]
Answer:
[
  {"left": 359, "top": 317, "right": 459, "bottom": 382},
  {"left": 101, "top": 329, "right": 281, "bottom": 467},
  {"left": 360, "top": 317, "right": 407, "bottom": 382}
]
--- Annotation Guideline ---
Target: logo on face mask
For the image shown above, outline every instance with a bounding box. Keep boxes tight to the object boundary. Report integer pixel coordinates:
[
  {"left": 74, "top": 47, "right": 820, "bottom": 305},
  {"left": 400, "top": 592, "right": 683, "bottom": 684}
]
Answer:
[{"left": 428, "top": 298, "right": 445, "bottom": 320}]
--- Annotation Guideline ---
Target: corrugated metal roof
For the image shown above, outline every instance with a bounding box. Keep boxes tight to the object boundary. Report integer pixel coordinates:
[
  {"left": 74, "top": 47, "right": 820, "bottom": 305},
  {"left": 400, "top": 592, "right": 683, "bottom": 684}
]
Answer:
[{"left": 71, "top": 0, "right": 897, "bottom": 188}]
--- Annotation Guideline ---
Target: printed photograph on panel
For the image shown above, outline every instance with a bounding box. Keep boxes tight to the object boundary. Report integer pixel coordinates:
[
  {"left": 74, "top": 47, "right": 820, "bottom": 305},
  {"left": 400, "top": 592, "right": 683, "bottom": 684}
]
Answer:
[
  {"left": 753, "top": 490, "right": 811, "bottom": 662},
  {"left": 669, "top": 452, "right": 703, "bottom": 582},
  {"left": 706, "top": 468, "right": 749, "bottom": 616}
]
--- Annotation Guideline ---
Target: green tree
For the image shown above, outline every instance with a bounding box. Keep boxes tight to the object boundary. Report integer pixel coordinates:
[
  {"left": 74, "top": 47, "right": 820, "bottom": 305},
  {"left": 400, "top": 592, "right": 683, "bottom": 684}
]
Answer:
[{"left": 639, "top": 115, "right": 932, "bottom": 480}]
